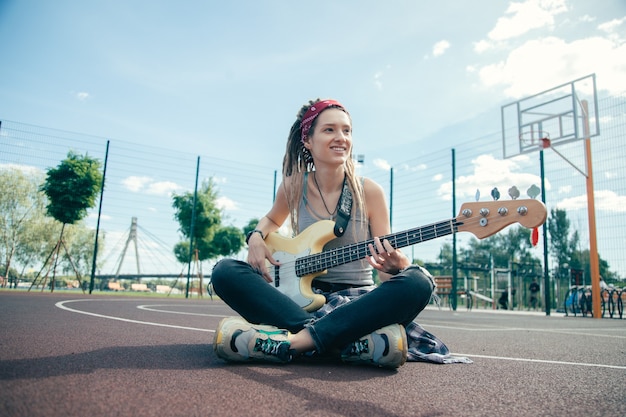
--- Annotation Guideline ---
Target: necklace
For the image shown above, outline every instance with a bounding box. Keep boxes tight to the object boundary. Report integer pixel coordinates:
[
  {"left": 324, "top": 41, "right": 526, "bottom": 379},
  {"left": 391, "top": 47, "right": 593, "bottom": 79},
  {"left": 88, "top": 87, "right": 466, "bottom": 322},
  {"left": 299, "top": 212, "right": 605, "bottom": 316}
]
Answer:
[{"left": 313, "top": 172, "right": 338, "bottom": 217}]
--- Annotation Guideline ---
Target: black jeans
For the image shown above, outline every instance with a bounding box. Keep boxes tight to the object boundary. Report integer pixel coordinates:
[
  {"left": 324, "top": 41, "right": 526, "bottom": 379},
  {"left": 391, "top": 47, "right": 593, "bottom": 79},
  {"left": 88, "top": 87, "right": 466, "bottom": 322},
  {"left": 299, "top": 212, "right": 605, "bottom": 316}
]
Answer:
[{"left": 211, "top": 259, "right": 433, "bottom": 354}]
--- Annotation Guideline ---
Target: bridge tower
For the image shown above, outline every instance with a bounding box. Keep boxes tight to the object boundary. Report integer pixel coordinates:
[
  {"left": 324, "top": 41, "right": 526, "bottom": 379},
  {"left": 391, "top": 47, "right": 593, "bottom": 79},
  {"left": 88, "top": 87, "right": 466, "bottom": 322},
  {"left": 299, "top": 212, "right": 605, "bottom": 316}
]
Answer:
[{"left": 114, "top": 217, "right": 141, "bottom": 279}]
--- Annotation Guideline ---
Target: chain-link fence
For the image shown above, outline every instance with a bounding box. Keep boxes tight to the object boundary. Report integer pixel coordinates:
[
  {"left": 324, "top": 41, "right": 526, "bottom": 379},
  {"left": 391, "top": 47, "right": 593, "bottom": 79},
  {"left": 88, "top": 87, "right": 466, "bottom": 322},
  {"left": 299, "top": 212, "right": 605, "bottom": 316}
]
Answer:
[{"left": 1, "top": 93, "right": 624, "bottom": 307}]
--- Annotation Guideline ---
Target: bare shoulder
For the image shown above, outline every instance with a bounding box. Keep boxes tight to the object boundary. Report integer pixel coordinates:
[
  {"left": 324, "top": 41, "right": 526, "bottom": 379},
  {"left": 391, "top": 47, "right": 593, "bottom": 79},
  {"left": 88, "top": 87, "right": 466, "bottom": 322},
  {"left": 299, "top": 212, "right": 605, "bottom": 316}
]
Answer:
[
  {"left": 362, "top": 177, "right": 385, "bottom": 198},
  {"left": 361, "top": 177, "right": 388, "bottom": 211},
  {"left": 361, "top": 177, "right": 390, "bottom": 234}
]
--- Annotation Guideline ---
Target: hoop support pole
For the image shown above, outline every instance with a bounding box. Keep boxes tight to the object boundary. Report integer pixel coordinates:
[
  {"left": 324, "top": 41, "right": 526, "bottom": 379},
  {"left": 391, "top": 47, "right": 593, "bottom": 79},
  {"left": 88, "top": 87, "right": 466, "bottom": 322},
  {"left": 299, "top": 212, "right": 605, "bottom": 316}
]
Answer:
[{"left": 582, "top": 100, "right": 601, "bottom": 319}]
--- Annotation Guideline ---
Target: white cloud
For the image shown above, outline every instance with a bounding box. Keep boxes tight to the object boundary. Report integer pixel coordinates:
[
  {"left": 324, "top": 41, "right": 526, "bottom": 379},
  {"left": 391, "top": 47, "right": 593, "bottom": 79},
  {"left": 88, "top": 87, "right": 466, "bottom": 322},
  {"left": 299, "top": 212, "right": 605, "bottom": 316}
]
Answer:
[
  {"left": 212, "top": 176, "right": 228, "bottom": 184},
  {"left": 374, "top": 71, "right": 384, "bottom": 91},
  {"left": 488, "top": 0, "right": 567, "bottom": 41},
  {"left": 598, "top": 17, "right": 625, "bottom": 34},
  {"left": 432, "top": 40, "right": 450, "bottom": 57},
  {"left": 216, "top": 196, "right": 238, "bottom": 211},
  {"left": 76, "top": 91, "right": 90, "bottom": 101},
  {"left": 437, "top": 154, "right": 544, "bottom": 201},
  {"left": 398, "top": 162, "right": 427, "bottom": 172},
  {"left": 471, "top": 2, "right": 626, "bottom": 97},
  {"left": 477, "top": 35, "right": 626, "bottom": 97},
  {"left": 145, "top": 181, "right": 181, "bottom": 196},
  {"left": 122, "top": 176, "right": 182, "bottom": 196},
  {"left": 558, "top": 185, "right": 572, "bottom": 194},
  {"left": 578, "top": 14, "right": 595, "bottom": 23},
  {"left": 87, "top": 212, "right": 111, "bottom": 221},
  {"left": 473, "top": 40, "right": 492, "bottom": 54},
  {"left": 373, "top": 65, "right": 391, "bottom": 91},
  {"left": 122, "top": 176, "right": 152, "bottom": 192},
  {"left": 373, "top": 158, "right": 391, "bottom": 171},
  {"left": 556, "top": 190, "right": 626, "bottom": 212}
]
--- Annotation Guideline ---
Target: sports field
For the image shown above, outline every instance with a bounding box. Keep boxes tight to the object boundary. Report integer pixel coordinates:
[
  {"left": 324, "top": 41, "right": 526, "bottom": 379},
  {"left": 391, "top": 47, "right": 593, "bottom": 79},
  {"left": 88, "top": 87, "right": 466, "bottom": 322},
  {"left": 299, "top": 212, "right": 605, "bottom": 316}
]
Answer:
[{"left": 1, "top": 291, "right": 624, "bottom": 417}]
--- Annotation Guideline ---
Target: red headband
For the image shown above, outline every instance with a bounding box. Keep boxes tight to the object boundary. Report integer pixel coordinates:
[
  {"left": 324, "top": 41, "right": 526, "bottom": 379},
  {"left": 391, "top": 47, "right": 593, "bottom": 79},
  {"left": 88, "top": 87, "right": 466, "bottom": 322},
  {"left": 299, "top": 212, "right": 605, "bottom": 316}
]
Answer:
[{"left": 300, "top": 99, "right": 346, "bottom": 143}]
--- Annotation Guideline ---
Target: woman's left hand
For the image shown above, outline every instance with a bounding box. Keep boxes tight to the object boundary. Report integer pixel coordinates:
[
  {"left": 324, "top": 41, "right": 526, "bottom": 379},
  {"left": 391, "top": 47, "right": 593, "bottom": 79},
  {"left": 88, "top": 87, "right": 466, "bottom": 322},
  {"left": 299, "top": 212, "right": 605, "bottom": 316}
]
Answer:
[{"left": 366, "top": 237, "right": 410, "bottom": 276}]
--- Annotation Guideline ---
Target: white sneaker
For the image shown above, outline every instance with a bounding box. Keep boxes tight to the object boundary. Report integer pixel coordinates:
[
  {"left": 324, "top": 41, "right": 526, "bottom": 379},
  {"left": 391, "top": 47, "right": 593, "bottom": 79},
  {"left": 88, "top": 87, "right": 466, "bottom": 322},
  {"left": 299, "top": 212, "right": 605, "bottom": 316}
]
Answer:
[
  {"left": 213, "top": 317, "right": 294, "bottom": 363},
  {"left": 341, "top": 324, "right": 407, "bottom": 369}
]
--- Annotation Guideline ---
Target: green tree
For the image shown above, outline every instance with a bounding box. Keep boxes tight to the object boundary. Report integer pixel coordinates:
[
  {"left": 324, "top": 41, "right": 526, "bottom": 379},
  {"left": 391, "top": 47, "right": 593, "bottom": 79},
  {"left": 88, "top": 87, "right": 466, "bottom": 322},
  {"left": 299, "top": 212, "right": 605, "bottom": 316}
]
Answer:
[
  {"left": 243, "top": 218, "right": 260, "bottom": 237},
  {"left": 546, "top": 208, "right": 619, "bottom": 292},
  {"left": 574, "top": 249, "right": 617, "bottom": 284},
  {"left": 13, "top": 213, "right": 59, "bottom": 282},
  {"left": 171, "top": 178, "right": 244, "bottom": 264},
  {"left": 40, "top": 151, "right": 103, "bottom": 225},
  {"left": 0, "top": 168, "right": 47, "bottom": 287},
  {"left": 547, "top": 208, "right": 578, "bottom": 269},
  {"left": 34, "top": 151, "right": 103, "bottom": 291}
]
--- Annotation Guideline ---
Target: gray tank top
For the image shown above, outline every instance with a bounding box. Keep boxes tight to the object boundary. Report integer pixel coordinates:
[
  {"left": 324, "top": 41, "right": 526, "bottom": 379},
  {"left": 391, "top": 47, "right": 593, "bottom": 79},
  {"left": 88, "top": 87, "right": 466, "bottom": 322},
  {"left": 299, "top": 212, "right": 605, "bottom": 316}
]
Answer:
[{"left": 298, "top": 173, "right": 374, "bottom": 286}]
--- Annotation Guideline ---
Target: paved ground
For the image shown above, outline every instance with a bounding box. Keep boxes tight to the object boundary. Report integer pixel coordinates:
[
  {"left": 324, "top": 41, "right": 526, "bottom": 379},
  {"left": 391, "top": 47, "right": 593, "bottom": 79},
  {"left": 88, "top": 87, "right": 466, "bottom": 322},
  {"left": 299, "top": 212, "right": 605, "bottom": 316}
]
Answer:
[{"left": 0, "top": 291, "right": 624, "bottom": 417}]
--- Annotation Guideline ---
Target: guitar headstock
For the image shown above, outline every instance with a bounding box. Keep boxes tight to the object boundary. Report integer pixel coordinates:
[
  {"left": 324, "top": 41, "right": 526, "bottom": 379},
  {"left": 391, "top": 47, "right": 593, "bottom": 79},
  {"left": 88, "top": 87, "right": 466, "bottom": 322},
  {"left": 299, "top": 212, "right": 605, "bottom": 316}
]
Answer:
[{"left": 455, "top": 199, "right": 547, "bottom": 239}]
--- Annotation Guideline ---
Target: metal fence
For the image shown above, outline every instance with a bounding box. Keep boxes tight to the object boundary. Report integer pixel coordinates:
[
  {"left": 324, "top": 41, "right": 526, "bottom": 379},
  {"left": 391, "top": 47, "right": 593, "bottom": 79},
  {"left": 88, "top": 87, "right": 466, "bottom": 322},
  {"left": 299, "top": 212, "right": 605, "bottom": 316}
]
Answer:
[{"left": 1, "top": 93, "right": 625, "bottom": 307}]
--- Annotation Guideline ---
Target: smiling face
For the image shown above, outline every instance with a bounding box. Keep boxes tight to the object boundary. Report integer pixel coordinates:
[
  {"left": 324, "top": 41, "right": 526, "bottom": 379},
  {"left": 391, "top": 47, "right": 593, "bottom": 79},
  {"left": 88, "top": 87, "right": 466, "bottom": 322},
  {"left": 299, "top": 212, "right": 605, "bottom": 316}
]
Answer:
[{"left": 303, "top": 108, "right": 352, "bottom": 168}]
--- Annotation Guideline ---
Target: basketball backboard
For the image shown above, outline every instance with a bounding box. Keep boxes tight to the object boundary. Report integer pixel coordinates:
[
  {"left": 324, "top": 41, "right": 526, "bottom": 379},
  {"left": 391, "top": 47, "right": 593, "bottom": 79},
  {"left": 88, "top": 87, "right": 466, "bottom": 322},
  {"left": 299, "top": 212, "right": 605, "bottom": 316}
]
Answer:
[{"left": 501, "top": 74, "right": 600, "bottom": 159}]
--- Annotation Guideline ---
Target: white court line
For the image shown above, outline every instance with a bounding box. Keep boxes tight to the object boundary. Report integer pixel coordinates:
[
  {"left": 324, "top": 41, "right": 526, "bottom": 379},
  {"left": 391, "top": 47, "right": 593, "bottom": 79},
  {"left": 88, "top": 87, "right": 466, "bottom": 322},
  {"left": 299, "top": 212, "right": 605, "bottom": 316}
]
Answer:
[
  {"left": 55, "top": 299, "right": 215, "bottom": 333},
  {"left": 57, "top": 299, "right": 625, "bottom": 370},
  {"left": 137, "top": 304, "right": 225, "bottom": 318},
  {"left": 455, "top": 353, "right": 626, "bottom": 370},
  {"left": 424, "top": 323, "right": 626, "bottom": 339}
]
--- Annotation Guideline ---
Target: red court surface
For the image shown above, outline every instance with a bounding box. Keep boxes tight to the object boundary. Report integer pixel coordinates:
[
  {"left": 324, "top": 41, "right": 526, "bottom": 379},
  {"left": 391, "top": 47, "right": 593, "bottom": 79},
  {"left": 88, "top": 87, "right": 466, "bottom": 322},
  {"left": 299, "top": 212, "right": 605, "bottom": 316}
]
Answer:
[{"left": 1, "top": 291, "right": 624, "bottom": 417}]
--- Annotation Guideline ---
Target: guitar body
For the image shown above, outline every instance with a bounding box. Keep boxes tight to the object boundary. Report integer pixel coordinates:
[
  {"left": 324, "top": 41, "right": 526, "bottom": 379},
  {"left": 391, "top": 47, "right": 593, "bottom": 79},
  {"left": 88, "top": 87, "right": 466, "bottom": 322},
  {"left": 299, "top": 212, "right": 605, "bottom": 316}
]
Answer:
[{"left": 265, "top": 220, "right": 337, "bottom": 312}]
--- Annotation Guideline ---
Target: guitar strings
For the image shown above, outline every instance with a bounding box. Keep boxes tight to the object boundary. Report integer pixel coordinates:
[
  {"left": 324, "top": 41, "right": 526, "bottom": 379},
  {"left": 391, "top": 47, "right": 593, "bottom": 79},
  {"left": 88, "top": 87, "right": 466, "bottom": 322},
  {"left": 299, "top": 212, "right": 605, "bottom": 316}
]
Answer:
[{"left": 273, "top": 212, "right": 526, "bottom": 277}]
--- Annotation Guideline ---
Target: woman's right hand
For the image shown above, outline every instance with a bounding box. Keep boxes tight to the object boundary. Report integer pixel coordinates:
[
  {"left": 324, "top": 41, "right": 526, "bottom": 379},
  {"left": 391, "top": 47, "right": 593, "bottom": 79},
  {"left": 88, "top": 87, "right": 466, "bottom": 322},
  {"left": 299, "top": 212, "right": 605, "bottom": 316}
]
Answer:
[{"left": 246, "top": 234, "right": 279, "bottom": 283}]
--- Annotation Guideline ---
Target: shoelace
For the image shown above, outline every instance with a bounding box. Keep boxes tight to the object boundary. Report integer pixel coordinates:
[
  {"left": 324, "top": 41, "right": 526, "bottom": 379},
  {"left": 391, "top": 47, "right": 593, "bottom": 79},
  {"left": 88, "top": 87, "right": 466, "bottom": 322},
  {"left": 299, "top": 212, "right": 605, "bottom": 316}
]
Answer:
[
  {"left": 347, "top": 339, "right": 369, "bottom": 356},
  {"left": 254, "top": 336, "right": 286, "bottom": 356}
]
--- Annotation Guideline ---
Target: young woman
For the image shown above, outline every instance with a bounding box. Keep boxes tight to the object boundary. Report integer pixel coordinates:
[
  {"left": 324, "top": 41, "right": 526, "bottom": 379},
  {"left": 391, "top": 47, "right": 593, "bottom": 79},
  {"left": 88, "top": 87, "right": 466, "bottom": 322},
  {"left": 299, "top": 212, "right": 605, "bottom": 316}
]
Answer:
[{"left": 211, "top": 99, "right": 466, "bottom": 368}]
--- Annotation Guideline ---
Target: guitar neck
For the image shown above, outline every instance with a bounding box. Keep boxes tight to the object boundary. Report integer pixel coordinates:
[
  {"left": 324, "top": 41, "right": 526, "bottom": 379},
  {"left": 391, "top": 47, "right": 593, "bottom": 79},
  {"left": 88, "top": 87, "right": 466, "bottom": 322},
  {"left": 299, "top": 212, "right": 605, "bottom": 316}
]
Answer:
[{"left": 295, "top": 219, "right": 459, "bottom": 276}]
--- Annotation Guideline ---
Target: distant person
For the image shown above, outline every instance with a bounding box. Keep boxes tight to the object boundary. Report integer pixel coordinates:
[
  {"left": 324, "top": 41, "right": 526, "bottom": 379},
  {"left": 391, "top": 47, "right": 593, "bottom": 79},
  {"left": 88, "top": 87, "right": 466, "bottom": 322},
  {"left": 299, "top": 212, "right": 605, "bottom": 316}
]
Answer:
[
  {"left": 210, "top": 98, "right": 470, "bottom": 368},
  {"left": 529, "top": 279, "right": 540, "bottom": 310},
  {"left": 498, "top": 290, "right": 508, "bottom": 310},
  {"left": 498, "top": 288, "right": 516, "bottom": 310}
]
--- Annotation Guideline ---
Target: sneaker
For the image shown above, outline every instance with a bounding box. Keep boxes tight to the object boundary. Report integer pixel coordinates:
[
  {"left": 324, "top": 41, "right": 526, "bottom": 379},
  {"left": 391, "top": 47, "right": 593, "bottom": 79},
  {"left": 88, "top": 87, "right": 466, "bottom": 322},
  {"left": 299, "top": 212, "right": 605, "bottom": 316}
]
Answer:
[
  {"left": 213, "top": 317, "right": 293, "bottom": 363},
  {"left": 341, "top": 324, "right": 407, "bottom": 369}
]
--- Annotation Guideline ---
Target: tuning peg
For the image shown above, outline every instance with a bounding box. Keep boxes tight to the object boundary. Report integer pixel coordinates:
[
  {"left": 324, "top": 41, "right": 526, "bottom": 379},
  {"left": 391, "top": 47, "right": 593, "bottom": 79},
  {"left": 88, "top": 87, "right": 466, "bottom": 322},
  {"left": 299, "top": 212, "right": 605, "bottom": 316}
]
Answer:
[
  {"left": 508, "top": 186, "right": 520, "bottom": 200},
  {"left": 527, "top": 184, "right": 540, "bottom": 199},
  {"left": 490, "top": 187, "right": 500, "bottom": 201},
  {"left": 475, "top": 189, "right": 480, "bottom": 202}
]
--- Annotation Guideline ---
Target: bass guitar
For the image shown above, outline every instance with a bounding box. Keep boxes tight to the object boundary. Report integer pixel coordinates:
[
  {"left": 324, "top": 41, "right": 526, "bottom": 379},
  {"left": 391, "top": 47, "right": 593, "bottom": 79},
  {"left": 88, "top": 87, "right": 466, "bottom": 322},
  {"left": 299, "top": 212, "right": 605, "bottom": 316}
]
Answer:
[{"left": 264, "top": 199, "right": 547, "bottom": 311}]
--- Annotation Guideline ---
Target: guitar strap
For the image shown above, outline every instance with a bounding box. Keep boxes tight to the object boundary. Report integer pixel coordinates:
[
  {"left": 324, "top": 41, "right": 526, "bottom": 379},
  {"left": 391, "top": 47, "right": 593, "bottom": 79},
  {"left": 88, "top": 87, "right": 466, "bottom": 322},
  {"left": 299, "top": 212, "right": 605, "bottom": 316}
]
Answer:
[{"left": 333, "top": 175, "right": 352, "bottom": 237}]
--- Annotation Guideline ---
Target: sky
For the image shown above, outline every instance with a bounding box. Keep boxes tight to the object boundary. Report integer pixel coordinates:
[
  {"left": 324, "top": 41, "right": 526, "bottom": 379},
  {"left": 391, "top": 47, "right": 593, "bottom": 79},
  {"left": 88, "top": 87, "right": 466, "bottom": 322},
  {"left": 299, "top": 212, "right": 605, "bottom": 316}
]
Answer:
[
  {"left": 1, "top": 0, "right": 625, "bottom": 277},
  {"left": 1, "top": 0, "right": 624, "bottom": 167}
]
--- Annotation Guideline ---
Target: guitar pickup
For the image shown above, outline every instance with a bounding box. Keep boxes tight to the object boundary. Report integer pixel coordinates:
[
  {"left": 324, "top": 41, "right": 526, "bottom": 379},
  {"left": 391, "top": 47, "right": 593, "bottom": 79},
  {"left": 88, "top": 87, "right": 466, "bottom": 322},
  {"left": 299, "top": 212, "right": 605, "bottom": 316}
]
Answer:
[{"left": 274, "top": 264, "right": 280, "bottom": 287}]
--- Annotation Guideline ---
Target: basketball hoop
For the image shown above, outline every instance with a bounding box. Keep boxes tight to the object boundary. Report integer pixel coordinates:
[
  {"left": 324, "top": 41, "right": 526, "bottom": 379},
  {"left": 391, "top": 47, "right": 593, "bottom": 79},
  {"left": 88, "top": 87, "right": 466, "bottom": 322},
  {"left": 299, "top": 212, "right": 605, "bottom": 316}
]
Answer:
[{"left": 520, "top": 131, "right": 551, "bottom": 151}]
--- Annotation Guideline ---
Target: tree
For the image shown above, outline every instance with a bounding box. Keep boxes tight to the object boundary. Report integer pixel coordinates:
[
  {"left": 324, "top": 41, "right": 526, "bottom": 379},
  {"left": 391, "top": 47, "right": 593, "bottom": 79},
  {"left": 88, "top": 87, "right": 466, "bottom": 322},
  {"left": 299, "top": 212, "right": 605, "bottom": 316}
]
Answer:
[
  {"left": 13, "top": 213, "right": 59, "bottom": 282},
  {"left": 171, "top": 178, "right": 244, "bottom": 265},
  {"left": 547, "top": 208, "right": 578, "bottom": 269},
  {"left": 40, "top": 151, "right": 103, "bottom": 225},
  {"left": 32, "top": 151, "right": 103, "bottom": 291},
  {"left": 0, "top": 168, "right": 47, "bottom": 287},
  {"left": 243, "top": 218, "right": 260, "bottom": 237},
  {"left": 574, "top": 249, "right": 617, "bottom": 284}
]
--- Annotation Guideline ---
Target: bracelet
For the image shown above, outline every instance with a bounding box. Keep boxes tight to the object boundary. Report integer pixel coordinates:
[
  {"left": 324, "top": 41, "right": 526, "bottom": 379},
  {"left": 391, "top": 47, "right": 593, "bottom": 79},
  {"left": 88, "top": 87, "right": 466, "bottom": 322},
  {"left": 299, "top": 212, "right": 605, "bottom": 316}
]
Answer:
[{"left": 245, "top": 229, "right": 264, "bottom": 245}]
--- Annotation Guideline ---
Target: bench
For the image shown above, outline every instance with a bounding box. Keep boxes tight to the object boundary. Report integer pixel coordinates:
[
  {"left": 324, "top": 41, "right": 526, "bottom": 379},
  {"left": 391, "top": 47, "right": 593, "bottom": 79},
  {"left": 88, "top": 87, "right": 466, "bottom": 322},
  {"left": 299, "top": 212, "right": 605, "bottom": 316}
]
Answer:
[
  {"left": 434, "top": 276, "right": 469, "bottom": 308},
  {"left": 107, "top": 281, "right": 123, "bottom": 291}
]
